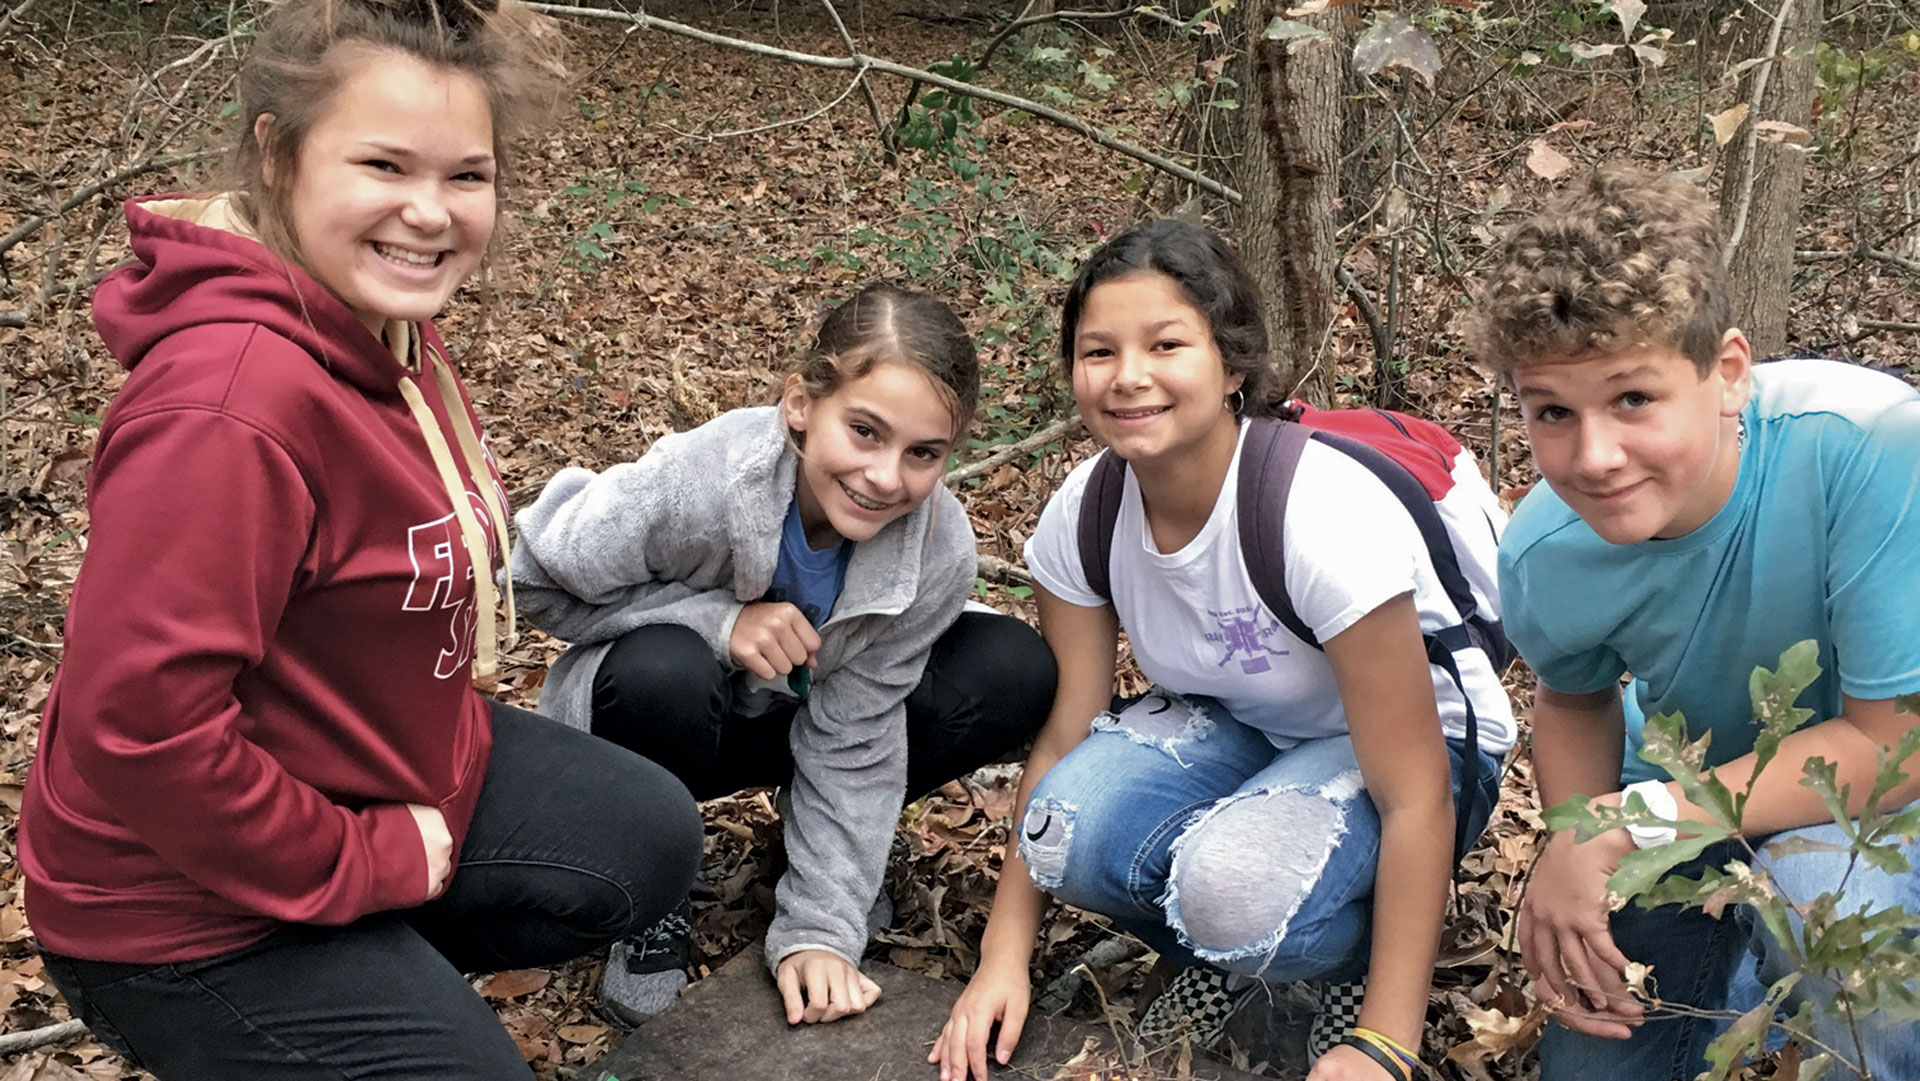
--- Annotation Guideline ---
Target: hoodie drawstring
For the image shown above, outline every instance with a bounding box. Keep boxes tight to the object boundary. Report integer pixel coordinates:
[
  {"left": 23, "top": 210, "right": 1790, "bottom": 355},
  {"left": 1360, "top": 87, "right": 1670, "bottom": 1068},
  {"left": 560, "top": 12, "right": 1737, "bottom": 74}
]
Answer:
[{"left": 396, "top": 345, "right": 518, "bottom": 691}]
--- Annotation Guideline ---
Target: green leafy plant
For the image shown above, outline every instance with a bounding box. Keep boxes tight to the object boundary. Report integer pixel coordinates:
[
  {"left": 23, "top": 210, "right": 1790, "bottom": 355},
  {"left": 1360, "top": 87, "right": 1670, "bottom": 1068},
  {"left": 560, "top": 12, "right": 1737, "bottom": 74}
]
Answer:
[{"left": 1545, "top": 641, "right": 1920, "bottom": 1079}]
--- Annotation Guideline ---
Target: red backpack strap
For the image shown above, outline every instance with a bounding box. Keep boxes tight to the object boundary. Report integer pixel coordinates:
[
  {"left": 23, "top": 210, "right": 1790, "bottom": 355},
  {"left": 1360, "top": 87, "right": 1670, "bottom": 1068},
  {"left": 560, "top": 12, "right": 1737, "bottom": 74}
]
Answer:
[
  {"left": 1235, "top": 418, "right": 1317, "bottom": 646},
  {"left": 1075, "top": 450, "right": 1128, "bottom": 603}
]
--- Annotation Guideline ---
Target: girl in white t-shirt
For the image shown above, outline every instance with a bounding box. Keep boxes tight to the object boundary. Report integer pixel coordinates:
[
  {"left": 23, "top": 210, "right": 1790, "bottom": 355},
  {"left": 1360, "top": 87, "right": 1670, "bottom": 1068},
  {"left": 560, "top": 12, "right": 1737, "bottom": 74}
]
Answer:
[{"left": 931, "top": 220, "right": 1514, "bottom": 1081}]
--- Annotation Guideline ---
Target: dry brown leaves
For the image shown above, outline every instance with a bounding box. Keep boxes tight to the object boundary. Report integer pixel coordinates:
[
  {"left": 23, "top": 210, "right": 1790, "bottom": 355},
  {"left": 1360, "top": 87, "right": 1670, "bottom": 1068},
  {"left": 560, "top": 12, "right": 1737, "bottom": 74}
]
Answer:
[{"left": 6, "top": 2, "right": 1920, "bottom": 1080}]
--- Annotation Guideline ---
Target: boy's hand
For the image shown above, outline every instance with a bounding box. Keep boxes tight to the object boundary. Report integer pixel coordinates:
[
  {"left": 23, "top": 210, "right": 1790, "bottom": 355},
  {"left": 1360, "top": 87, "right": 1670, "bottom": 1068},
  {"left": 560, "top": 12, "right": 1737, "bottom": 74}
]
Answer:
[
  {"left": 776, "top": 950, "right": 881, "bottom": 1025},
  {"left": 930, "top": 957, "right": 1030, "bottom": 1081},
  {"left": 1519, "top": 823, "right": 1643, "bottom": 1038},
  {"left": 730, "top": 602, "right": 821, "bottom": 681}
]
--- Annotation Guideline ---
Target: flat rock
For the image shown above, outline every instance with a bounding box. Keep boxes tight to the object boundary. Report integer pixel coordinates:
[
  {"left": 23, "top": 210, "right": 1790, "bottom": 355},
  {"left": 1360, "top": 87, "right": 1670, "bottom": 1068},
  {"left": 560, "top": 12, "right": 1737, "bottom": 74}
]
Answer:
[{"left": 589, "top": 949, "right": 1271, "bottom": 1081}]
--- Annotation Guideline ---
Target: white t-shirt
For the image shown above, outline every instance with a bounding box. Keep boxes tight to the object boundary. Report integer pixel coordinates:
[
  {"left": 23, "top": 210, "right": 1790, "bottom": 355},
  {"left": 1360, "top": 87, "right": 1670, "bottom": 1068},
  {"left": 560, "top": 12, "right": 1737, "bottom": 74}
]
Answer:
[{"left": 1025, "top": 422, "right": 1517, "bottom": 753}]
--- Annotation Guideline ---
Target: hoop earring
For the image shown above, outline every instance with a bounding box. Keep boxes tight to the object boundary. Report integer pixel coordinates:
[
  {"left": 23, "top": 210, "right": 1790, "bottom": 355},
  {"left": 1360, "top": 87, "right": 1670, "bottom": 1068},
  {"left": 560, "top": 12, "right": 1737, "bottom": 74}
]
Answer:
[{"left": 1226, "top": 388, "right": 1246, "bottom": 415}]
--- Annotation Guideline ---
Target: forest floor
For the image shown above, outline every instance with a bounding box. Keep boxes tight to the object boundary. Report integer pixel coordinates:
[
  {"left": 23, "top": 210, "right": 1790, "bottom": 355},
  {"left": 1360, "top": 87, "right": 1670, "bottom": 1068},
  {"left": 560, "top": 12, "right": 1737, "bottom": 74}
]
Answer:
[{"left": 3, "top": 1, "right": 1919, "bottom": 1079}]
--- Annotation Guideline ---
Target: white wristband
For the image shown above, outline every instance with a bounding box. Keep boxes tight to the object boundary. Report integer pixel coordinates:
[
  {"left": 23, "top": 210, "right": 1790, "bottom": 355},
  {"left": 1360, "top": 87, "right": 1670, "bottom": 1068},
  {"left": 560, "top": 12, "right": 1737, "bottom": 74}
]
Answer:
[{"left": 1621, "top": 779, "right": 1679, "bottom": 849}]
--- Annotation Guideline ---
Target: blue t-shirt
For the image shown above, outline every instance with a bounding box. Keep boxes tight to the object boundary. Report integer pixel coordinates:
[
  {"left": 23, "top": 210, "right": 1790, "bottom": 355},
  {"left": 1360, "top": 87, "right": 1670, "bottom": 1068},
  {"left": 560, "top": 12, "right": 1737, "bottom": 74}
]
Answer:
[
  {"left": 1499, "top": 358, "right": 1920, "bottom": 785},
  {"left": 766, "top": 499, "right": 852, "bottom": 631}
]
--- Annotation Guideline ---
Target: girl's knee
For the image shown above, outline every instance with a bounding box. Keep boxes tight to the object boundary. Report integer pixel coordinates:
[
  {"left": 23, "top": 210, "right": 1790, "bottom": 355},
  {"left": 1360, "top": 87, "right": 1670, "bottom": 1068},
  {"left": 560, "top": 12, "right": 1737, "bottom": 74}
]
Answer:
[
  {"left": 591, "top": 624, "right": 728, "bottom": 756},
  {"left": 1165, "top": 782, "right": 1362, "bottom": 974}
]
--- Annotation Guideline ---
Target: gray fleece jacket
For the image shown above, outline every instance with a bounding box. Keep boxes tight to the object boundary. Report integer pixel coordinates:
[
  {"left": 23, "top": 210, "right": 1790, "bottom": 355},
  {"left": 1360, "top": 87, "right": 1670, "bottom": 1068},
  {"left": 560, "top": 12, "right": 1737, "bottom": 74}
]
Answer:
[{"left": 509, "top": 406, "right": 976, "bottom": 971}]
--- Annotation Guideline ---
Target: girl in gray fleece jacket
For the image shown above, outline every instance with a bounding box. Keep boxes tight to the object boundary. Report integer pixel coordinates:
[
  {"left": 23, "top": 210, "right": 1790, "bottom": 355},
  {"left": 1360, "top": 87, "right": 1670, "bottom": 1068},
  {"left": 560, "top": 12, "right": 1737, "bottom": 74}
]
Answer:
[{"left": 511, "top": 285, "right": 1055, "bottom": 1029}]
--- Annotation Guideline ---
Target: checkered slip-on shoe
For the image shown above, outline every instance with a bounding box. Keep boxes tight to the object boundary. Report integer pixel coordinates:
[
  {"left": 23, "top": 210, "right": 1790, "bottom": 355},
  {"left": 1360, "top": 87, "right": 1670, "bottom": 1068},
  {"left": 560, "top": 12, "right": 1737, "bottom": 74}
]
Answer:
[
  {"left": 597, "top": 901, "right": 693, "bottom": 1028},
  {"left": 1136, "top": 965, "right": 1247, "bottom": 1049},
  {"left": 1306, "top": 980, "right": 1368, "bottom": 1059}
]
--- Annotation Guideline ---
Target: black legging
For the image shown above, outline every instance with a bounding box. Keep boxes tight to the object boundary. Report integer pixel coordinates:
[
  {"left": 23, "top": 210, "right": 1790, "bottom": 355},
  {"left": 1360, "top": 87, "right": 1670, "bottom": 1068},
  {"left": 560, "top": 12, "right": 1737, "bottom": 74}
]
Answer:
[
  {"left": 589, "top": 610, "right": 1057, "bottom": 801},
  {"left": 41, "top": 702, "right": 702, "bottom": 1081}
]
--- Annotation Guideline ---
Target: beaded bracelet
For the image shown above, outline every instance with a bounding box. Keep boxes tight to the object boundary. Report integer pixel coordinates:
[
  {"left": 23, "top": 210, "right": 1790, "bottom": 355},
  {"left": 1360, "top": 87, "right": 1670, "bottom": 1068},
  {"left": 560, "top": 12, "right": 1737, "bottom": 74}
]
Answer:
[{"left": 1337, "top": 1034, "right": 1411, "bottom": 1081}]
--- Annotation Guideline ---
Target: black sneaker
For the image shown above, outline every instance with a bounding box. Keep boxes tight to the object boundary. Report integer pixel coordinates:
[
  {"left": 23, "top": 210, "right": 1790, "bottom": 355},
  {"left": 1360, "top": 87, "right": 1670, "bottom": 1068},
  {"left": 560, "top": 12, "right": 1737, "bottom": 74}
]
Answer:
[
  {"left": 1306, "top": 980, "right": 1367, "bottom": 1059},
  {"left": 597, "top": 901, "right": 692, "bottom": 1028},
  {"left": 1136, "top": 965, "right": 1252, "bottom": 1049}
]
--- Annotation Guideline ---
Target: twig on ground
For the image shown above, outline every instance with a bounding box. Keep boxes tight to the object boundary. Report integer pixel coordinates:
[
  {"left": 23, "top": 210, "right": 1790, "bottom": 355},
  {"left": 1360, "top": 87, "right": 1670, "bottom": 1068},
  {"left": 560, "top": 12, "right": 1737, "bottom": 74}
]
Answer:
[
  {"left": 944, "top": 414, "right": 1081, "bottom": 486},
  {"left": 1033, "top": 936, "right": 1148, "bottom": 1013},
  {"left": 0, "top": 0, "right": 40, "bottom": 38},
  {"left": 667, "top": 66, "right": 873, "bottom": 141},
  {"left": 0, "top": 1018, "right": 87, "bottom": 1056},
  {"left": 1337, "top": 265, "right": 1389, "bottom": 366},
  {"left": 976, "top": 553, "right": 1034, "bottom": 586},
  {"left": 523, "top": 3, "right": 1241, "bottom": 203},
  {"left": 1794, "top": 247, "right": 1920, "bottom": 275}
]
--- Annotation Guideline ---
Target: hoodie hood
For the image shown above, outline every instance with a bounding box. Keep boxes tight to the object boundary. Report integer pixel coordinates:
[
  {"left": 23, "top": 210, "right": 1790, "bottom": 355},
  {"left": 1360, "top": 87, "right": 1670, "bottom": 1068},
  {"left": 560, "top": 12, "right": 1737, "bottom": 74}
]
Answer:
[{"left": 94, "top": 193, "right": 408, "bottom": 397}]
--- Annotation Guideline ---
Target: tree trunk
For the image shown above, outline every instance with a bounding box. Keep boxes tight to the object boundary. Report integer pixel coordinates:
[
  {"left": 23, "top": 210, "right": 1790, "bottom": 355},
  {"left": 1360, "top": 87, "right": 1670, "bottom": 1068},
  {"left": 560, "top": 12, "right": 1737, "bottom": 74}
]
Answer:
[
  {"left": 1219, "top": 0, "right": 1342, "bottom": 407},
  {"left": 1718, "top": 0, "right": 1821, "bottom": 358}
]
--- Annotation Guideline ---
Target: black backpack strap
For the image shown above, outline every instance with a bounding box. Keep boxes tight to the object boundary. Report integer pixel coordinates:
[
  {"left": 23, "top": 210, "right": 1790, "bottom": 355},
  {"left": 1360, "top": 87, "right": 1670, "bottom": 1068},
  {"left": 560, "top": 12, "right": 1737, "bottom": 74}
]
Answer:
[
  {"left": 1075, "top": 450, "right": 1128, "bottom": 603},
  {"left": 1235, "top": 418, "right": 1316, "bottom": 646}
]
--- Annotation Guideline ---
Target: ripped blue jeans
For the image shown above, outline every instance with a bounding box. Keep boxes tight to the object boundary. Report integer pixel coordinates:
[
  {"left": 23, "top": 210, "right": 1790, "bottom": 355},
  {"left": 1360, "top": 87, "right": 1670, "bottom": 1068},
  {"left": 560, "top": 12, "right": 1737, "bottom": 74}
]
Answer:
[{"left": 1021, "top": 691, "right": 1498, "bottom": 983}]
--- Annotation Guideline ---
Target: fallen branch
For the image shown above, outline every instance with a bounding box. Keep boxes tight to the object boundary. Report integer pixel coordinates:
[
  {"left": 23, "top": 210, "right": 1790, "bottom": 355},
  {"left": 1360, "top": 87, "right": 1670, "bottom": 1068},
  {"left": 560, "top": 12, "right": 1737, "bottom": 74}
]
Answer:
[
  {"left": 975, "top": 552, "right": 1034, "bottom": 586},
  {"left": 523, "top": 3, "right": 1241, "bottom": 203},
  {"left": 0, "top": 1018, "right": 87, "bottom": 1056},
  {"left": 1337, "top": 265, "right": 1389, "bottom": 377},
  {"left": 944, "top": 413, "right": 1081, "bottom": 486},
  {"left": 1858, "top": 317, "right": 1920, "bottom": 333},
  {"left": 0, "top": 0, "right": 40, "bottom": 38},
  {"left": 0, "top": 149, "right": 222, "bottom": 260},
  {"left": 1033, "top": 936, "right": 1148, "bottom": 1013},
  {"left": 1793, "top": 247, "right": 1920, "bottom": 275}
]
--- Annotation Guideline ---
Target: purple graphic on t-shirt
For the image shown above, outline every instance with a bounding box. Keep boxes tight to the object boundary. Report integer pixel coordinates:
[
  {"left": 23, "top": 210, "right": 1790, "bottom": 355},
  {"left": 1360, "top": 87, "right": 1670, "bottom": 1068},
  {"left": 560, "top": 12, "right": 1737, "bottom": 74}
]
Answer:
[{"left": 1204, "top": 603, "right": 1290, "bottom": 674}]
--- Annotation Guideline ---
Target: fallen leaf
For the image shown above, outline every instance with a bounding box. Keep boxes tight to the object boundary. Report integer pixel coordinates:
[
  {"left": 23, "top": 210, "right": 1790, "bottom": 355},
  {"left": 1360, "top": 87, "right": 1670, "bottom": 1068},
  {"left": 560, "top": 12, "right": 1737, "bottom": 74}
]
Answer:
[
  {"left": 1756, "top": 120, "right": 1811, "bottom": 143},
  {"left": 1525, "top": 139, "right": 1572, "bottom": 181},
  {"left": 556, "top": 1023, "right": 610, "bottom": 1044},
  {"left": 477, "top": 969, "right": 551, "bottom": 999},
  {"left": 1711, "top": 103, "right": 1751, "bottom": 145}
]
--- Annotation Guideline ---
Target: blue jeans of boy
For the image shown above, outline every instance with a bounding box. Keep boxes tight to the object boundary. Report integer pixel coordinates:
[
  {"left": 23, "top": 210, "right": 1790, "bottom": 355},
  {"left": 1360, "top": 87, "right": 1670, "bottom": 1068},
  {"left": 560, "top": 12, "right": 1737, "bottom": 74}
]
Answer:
[
  {"left": 1019, "top": 691, "right": 1499, "bottom": 982},
  {"left": 1539, "top": 807, "right": 1920, "bottom": 1081}
]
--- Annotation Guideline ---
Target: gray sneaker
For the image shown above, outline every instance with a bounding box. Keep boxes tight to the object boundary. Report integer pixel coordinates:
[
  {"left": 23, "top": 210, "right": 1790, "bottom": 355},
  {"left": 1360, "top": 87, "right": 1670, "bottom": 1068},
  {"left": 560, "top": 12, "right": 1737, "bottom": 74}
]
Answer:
[{"left": 597, "top": 903, "right": 692, "bottom": 1028}]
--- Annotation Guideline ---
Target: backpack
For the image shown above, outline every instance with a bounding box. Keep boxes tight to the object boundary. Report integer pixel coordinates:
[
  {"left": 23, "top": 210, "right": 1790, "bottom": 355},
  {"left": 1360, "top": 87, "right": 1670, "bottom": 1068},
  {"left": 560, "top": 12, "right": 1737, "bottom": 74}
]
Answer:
[{"left": 1074, "top": 401, "right": 1515, "bottom": 862}]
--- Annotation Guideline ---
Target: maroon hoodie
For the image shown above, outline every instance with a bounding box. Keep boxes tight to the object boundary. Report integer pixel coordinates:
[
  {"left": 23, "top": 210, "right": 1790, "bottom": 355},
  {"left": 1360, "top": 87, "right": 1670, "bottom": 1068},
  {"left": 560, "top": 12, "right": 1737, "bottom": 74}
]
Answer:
[{"left": 20, "top": 195, "right": 506, "bottom": 963}]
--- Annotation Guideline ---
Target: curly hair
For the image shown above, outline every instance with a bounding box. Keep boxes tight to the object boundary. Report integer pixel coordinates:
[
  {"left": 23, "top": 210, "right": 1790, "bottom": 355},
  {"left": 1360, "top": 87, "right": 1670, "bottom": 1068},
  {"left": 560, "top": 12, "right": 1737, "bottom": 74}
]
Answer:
[
  {"left": 1470, "top": 164, "right": 1731, "bottom": 377},
  {"left": 1059, "top": 218, "right": 1279, "bottom": 417},
  {"left": 230, "top": 0, "right": 567, "bottom": 270}
]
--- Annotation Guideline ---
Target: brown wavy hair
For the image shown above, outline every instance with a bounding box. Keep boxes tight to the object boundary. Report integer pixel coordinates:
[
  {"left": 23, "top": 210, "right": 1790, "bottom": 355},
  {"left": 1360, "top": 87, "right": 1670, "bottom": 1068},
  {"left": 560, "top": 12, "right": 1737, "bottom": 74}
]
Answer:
[
  {"left": 788, "top": 283, "right": 980, "bottom": 442},
  {"left": 1471, "top": 164, "right": 1731, "bottom": 377},
  {"left": 229, "top": 0, "right": 566, "bottom": 270}
]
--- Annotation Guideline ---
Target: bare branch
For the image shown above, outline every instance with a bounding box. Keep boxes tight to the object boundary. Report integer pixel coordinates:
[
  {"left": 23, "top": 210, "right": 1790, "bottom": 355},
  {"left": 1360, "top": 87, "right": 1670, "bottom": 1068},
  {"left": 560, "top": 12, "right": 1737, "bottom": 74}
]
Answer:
[
  {"left": 816, "top": 0, "right": 896, "bottom": 160},
  {"left": 975, "top": 552, "right": 1035, "bottom": 586},
  {"left": 944, "top": 414, "right": 1081, "bottom": 486},
  {"left": 0, "top": 0, "right": 40, "bottom": 39},
  {"left": 667, "top": 66, "right": 872, "bottom": 142},
  {"left": 0, "top": 1019, "right": 87, "bottom": 1056},
  {"left": 1724, "top": 0, "right": 1799, "bottom": 260},
  {"left": 1336, "top": 265, "right": 1389, "bottom": 367},
  {"left": 0, "top": 149, "right": 223, "bottom": 260},
  {"left": 524, "top": 3, "right": 1241, "bottom": 203}
]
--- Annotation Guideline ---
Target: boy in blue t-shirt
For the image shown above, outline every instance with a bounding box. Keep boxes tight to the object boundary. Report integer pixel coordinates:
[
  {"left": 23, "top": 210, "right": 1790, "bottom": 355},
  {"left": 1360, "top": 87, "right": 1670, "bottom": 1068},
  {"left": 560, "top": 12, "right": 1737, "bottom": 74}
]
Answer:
[{"left": 1477, "top": 165, "right": 1920, "bottom": 1081}]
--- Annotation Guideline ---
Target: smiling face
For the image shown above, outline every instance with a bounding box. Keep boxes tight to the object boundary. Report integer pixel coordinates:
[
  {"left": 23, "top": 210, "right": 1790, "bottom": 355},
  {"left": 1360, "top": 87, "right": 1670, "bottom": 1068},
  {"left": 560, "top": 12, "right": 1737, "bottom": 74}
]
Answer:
[
  {"left": 782, "top": 360, "right": 958, "bottom": 546},
  {"left": 273, "top": 47, "right": 496, "bottom": 337},
  {"left": 1070, "top": 270, "right": 1244, "bottom": 469},
  {"left": 1512, "top": 331, "right": 1753, "bottom": 544}
]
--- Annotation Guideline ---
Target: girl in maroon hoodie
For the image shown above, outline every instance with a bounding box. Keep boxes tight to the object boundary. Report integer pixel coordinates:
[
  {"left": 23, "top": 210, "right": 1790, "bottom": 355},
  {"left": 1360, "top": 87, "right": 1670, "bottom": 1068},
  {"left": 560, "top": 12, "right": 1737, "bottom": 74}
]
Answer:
[{"left": 16, "top": 2, "right": 701, "bottom": 1077}]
